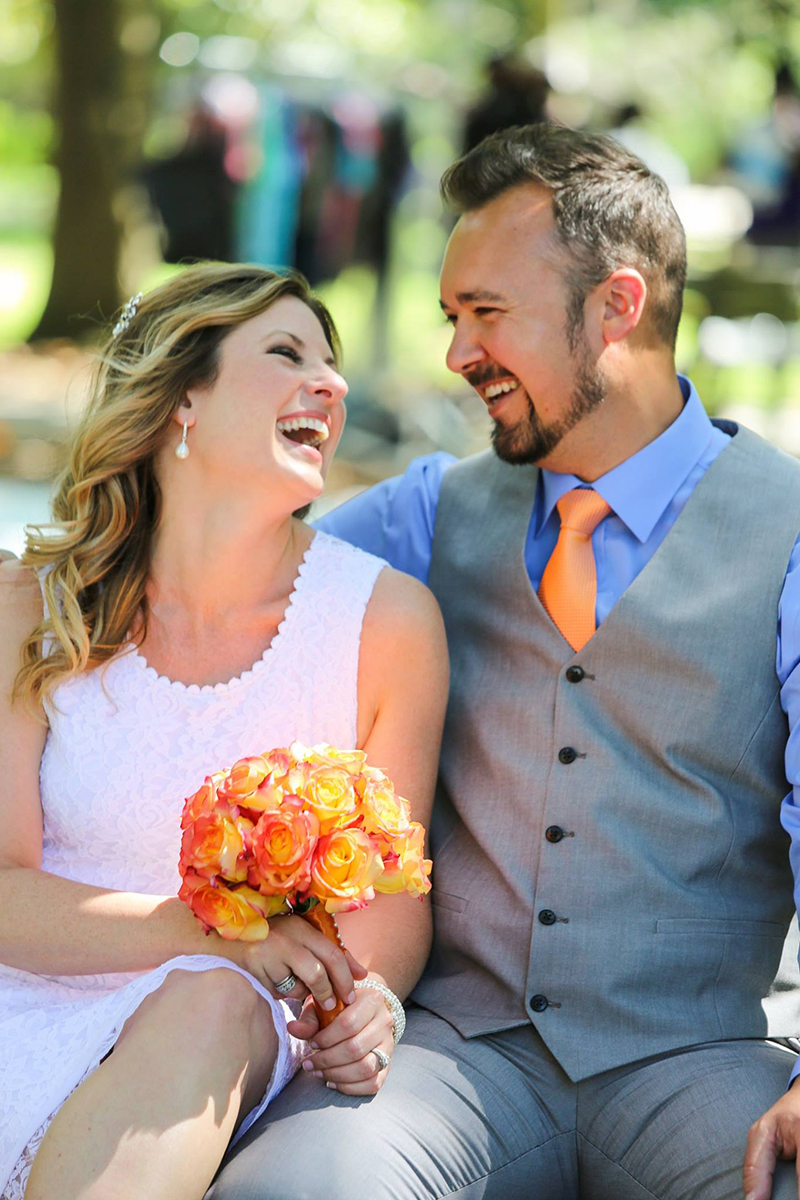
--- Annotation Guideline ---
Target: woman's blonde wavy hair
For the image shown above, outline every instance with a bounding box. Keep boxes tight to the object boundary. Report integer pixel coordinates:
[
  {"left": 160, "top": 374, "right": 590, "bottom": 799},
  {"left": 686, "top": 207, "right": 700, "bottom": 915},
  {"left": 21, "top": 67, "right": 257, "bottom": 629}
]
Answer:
[{"left": 14, "top": 262, "right": 341, "bottom": 711}]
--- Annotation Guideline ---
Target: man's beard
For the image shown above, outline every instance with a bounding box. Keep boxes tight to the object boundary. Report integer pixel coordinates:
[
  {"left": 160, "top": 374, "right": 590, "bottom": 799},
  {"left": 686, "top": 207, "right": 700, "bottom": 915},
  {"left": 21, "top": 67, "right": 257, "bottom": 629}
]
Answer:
[{"left": 491, "top": 342, "right": 606, "bottom": 466}]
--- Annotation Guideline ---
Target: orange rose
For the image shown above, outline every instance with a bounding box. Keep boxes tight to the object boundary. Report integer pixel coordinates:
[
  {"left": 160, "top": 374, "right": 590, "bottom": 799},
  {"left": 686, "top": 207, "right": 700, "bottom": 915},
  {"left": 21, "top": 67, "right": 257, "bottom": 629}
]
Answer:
[
  {"left": 310, "top": 827, "right": 384, "bottom": 913},
  {"left": 217, "top": 755, "right": 270, "bottom": 803},
  {"left": 375, "top": 822, "right": 432, "bottom": 899},
  {"left": 303, "top": 766, "right": 359, "bottom": 834},
  {"left": 233, "top": 770, "right": 288, "bottom": 817},
  {"left": 357, "top": 770, "right": 412, "bottom": 844},
  {"left": 179, "top": 871, "right": 287, "bottom": 940},
  {"left": 265, "top": 746, "right": 298, "bottom": 776},
  {"left": 179, "top": 809, "right": 253, "bottom": 882},
  {"left": 267, "top": 746, "right": 310, "bottom": 794},
  {"left": 180, "top": 776, "right": 221, "bottom": 831},
  {"left": 250, "top": 797, "right": 319, "bottom": 895}
]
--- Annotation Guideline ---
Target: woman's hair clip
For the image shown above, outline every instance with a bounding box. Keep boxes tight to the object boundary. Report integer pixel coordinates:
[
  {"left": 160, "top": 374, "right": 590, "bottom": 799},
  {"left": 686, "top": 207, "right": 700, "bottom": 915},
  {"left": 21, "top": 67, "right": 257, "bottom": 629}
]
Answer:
[{"left": 112, "top": 291, "right": 143, "bottom": 338}]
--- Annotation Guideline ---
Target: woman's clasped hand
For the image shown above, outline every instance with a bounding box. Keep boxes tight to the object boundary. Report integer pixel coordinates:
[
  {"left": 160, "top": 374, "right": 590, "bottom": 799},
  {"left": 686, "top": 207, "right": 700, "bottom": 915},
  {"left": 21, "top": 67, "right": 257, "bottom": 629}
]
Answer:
[
  {"left": 238, "top": 913, "right": 395, "bottom": 1095},
  {"left": 290, "top": 981, "right": 396, "bottom": 1095},
  {"left": 237, "top": 913, "right": 367, "bottom": 1012}
]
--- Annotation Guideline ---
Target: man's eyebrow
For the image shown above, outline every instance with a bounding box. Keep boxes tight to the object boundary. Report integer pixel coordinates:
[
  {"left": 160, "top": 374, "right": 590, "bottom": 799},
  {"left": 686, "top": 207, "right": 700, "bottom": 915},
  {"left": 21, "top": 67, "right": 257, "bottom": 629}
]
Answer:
[
  {"left": 264, "top": 330, "right": 336, "bottom": 366},
  {"left": 439, "top": 290, "right": 508, "bottom": 309}
]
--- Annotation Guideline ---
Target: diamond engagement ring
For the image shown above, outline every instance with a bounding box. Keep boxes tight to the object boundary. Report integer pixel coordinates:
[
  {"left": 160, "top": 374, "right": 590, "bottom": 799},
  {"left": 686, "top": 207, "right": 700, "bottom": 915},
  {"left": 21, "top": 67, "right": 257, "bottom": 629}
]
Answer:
[
  {"left": 372, "top": 1047, "right": 390, "bottom": 1073},
  {"left": 274, "top": 973, "right": 298, "bottom": 995}
]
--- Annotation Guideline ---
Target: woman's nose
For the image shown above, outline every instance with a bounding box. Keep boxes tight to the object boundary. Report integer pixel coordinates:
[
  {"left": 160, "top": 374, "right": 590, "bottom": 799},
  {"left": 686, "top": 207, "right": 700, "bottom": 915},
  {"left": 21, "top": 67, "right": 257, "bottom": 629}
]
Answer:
[{"left": 306, "top": 366, "right": 348, "bottom": 406}]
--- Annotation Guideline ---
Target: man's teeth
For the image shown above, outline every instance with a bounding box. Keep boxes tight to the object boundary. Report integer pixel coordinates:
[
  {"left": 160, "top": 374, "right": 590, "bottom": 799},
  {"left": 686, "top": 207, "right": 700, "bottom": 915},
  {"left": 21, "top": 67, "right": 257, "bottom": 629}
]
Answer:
[
  {"left": 276, "top": 416, "right": 330, "bottom": 444},
  {"left": 485, "top": 380, "right": 519, "bottom": 400}
]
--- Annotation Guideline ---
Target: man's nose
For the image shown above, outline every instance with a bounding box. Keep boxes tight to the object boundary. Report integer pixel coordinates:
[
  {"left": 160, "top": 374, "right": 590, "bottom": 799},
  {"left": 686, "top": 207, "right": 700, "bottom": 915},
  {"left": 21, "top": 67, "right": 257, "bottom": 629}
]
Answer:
[{"left": 445, "top": 321, "right": 486, "bottom": 376}]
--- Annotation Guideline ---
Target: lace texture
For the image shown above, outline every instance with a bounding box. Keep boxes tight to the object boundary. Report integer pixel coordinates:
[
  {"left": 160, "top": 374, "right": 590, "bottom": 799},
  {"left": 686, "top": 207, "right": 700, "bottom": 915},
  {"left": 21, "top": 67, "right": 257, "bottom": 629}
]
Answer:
[{"left": 0, "top": 532, "right": 387, "bottom": 1196}]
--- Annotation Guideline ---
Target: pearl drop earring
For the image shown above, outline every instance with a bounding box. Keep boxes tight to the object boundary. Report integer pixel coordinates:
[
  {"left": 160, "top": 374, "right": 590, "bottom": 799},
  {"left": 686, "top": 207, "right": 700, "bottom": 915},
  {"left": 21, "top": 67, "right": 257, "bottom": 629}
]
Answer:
[{"left": 175, "top": 422, "right": 190, "bottom": 460}]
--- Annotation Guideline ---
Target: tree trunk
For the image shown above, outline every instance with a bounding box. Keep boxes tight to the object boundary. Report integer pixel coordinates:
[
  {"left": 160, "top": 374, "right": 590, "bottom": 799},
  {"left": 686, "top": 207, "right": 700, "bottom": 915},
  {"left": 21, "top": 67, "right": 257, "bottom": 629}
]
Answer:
[{"left": 31, "top": 0, "right": 126, "bottom": 341}]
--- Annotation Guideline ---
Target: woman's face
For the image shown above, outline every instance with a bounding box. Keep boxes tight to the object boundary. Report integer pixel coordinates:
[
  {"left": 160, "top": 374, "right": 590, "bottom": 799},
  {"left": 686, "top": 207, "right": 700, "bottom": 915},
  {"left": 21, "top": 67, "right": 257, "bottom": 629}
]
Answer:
[{"left": 181, "top": 295, "right": 348, "bottom": 508}]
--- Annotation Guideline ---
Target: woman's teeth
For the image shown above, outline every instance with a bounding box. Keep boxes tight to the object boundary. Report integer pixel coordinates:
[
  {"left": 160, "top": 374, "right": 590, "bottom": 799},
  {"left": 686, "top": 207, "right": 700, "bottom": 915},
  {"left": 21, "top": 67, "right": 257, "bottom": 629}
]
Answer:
[
  {"left": 485, "top": 380, "right": 519, "bottom": 400},
  {"left": 276, "top": 416, "right": 330, "bottom": 448}
]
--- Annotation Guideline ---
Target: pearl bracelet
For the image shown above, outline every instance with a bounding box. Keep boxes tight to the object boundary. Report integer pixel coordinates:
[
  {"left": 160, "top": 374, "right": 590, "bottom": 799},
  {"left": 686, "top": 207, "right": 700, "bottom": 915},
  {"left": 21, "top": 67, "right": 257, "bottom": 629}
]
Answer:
[{"left": 354, "top": 979, "right": 406, "bottom": 1044}]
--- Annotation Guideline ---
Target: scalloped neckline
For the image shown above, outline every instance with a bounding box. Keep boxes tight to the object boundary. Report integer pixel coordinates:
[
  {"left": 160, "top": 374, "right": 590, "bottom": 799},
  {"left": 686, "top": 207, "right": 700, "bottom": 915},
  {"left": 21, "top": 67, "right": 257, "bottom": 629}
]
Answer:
[{"left": 123, "top": 533, "right": 321, "bottom": 696}]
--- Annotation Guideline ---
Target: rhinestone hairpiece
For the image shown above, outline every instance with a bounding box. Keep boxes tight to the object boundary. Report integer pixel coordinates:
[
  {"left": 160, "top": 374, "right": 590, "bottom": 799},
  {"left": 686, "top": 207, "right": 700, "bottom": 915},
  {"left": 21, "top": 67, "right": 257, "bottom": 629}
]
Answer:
[{"left": 112, "top": 291, "right": 143, "bottom": 338}]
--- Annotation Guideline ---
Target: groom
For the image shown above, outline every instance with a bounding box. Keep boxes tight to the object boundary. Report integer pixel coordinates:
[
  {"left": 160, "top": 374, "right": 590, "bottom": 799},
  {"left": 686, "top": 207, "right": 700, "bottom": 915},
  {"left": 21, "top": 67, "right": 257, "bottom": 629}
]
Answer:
[{"left": 207, "top": 125, "right": 800, "bottom": 1198}]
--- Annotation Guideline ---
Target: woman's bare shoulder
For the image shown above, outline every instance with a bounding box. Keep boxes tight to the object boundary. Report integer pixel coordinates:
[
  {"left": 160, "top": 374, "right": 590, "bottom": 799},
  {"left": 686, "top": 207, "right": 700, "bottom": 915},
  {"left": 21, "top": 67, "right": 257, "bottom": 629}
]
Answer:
[
  {"left": 364, "top": 566, "right": 445, "bottom": 643},
  {"left": 360, "top": 567, "right": 448, "bottom": 705}
]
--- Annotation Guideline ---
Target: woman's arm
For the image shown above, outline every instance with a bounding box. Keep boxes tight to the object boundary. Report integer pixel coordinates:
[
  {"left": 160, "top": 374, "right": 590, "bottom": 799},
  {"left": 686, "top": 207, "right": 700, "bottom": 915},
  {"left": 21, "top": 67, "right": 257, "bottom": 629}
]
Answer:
[
  {"left": 339, "top": 565, "right": 449, "bottom": 999},
  {"left": 0, "top": 562, "right": 357, "bottom": 1010},
  {"left": 288, "top": 567, "right": 449, "bottom": 1089},
  {"left": 0, "top": 561, "right": 219, "bottom": 974}
]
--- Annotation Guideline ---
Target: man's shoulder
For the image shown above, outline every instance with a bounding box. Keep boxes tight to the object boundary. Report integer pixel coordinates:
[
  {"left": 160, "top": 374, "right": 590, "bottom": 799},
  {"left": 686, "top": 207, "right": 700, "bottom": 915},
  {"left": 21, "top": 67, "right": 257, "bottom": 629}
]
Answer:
[
  {"left": 314, "top": 452, "right": 457, "bottom": 583},
  {"left": 722, "top": 422, "right": 800, "bottom": 493}
]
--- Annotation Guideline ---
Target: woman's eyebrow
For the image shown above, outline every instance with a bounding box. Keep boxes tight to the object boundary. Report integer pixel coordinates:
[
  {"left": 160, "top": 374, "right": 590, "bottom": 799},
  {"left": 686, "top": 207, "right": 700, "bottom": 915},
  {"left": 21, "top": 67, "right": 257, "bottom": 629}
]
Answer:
[{"left": 265, "top": 330, "right": 305, "bottom": 346}]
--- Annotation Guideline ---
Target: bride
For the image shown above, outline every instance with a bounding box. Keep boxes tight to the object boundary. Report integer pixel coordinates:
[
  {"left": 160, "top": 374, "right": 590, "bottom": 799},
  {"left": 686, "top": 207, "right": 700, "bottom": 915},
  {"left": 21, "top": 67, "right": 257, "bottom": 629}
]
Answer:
[{"left": 0, "top": 264, "right": 447, "bottom": 1200}]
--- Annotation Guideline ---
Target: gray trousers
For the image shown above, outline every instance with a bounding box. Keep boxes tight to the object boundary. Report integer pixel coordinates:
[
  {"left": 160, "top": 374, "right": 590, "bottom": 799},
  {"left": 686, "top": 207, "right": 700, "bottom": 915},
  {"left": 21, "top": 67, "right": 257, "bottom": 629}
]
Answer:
[{"left": 207, "top": 1007, "right": 799, "bottom": 1200}]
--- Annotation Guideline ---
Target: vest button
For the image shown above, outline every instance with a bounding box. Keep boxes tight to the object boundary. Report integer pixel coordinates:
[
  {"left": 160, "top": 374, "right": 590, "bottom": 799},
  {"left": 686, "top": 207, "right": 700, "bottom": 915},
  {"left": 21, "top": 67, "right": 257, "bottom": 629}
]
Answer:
[
  {"left": 545, "top": 825, "right": 564, "bottom": 843},
  {"left": 558, "top": 746, "right": 577, "bottom": 765},
  {"left": 531, "top": 994, "right": 549, "bottom": 1012},
  {"left": 538, "top": 908, "right": 557, "bottom": 925},
  {"left": 566, "top": 665, "right": 585, "bottom": 683}
]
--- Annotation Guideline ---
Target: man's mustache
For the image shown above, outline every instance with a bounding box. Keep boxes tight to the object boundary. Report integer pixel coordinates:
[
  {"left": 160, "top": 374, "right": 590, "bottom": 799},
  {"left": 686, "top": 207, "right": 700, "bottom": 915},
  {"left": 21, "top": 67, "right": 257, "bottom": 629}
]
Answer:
[{"left": 464, "top": 365, "right": 516, "bottom": 390}]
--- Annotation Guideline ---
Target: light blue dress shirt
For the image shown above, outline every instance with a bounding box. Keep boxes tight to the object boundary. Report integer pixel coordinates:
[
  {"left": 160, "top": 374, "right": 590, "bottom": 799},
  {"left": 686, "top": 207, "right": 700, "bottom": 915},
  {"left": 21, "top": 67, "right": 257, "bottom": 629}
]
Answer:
[{"left": 319, "top": 376, "right": 800, "bottom": 1079}]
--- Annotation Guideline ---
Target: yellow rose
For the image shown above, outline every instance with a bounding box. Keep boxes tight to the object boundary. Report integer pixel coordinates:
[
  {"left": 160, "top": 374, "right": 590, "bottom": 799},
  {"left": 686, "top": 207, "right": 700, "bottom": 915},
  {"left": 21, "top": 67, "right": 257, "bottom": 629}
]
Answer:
[
  {"left": 303, "top": 766, "right": 359, "bottom": 834},
  {"left": 310, "top": 827, "right": 384, "bottom": 913},
  {"left": 375, "top": 822, "right": 432, "bottom": 899},
  {"left": 357, "top": 772, "right": 412, "bottom": 844},
  {"left": 305, "top": 744, "right": 367, "bottom": 776}
]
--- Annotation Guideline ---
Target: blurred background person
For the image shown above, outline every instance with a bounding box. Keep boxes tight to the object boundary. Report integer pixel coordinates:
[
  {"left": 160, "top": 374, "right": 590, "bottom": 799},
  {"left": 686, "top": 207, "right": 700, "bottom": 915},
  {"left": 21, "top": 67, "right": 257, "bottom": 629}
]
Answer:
[{"left": 463, "top": 53, "right": 551, "bottom": 152}]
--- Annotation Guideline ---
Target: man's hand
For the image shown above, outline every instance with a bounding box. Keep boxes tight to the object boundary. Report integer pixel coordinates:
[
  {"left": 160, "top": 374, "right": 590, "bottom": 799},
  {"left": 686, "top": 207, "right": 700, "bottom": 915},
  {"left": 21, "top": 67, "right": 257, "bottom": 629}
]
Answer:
[
  {"left": 743, "top": 1081, "right": 800, "bottom": 1200},
  {"left": 0, "top": 550, "right": 19, "bottom": 563}
]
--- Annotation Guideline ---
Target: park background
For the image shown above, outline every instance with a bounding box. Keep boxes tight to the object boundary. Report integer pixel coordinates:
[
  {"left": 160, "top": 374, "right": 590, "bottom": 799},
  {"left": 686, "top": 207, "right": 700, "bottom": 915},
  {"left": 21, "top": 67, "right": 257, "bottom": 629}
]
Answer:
[{"left": 1, "top": 0, "right": 798, "bottom": 551}]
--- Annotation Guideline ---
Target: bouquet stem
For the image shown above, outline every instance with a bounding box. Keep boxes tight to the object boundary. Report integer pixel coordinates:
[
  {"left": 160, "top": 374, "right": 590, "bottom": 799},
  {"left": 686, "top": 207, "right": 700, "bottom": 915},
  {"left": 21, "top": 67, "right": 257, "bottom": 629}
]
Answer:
[{"left": 299, "top": 905, "right": 346, "bottom": 1028}]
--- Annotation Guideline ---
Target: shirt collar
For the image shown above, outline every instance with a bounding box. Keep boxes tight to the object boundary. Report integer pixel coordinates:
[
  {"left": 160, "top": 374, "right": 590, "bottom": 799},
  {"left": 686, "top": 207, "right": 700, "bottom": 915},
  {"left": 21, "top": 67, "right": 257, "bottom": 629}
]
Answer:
[{"left": 537, "top": 376, "right": 714, "bottom": 543}]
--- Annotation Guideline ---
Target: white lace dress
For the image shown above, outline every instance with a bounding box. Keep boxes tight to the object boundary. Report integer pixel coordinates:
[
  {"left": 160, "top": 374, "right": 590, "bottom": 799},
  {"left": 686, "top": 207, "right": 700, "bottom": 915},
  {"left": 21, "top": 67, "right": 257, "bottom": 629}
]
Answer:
[{"left": 0, "top": 531, "right": 387, "bottom": 1199}]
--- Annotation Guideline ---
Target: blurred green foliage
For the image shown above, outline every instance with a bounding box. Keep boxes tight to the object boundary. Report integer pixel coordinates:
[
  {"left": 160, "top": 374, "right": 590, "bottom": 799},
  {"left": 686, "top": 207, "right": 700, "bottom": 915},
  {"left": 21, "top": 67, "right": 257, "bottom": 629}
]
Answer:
[{"left": 0, "top": 0, "right": 797, "bottom": 407}]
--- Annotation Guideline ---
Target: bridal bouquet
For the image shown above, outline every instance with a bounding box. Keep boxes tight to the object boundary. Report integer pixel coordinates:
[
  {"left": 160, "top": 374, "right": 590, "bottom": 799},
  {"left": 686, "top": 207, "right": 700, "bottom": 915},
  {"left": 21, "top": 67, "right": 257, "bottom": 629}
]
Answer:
[{"left": 178, "top": 742, "right": 431, "bottom": 1023}]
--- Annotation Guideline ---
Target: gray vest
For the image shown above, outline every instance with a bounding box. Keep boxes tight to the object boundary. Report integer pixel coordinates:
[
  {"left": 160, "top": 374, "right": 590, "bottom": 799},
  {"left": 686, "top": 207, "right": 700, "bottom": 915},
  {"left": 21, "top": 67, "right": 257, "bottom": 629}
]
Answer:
[{"left": 413, "top": 423, "right": 800, "bottom": 1081}]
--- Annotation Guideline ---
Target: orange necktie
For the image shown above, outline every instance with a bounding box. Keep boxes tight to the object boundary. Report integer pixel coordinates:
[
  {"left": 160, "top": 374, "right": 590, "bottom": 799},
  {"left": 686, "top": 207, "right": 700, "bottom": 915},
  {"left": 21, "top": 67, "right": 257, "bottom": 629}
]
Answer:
[{"left": 538, "top": 488, "right": 612, "bottom": 652}]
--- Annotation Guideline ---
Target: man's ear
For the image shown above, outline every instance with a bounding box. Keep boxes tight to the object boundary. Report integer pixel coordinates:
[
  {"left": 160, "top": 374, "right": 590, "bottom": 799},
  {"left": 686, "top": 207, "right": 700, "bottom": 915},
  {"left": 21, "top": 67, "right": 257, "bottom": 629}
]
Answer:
[
  {"left": 598, "top": 269, "right": 647, "bottom": 345},
  {"left": 0, "top": 549, "right": 19, "bottom": 563}
]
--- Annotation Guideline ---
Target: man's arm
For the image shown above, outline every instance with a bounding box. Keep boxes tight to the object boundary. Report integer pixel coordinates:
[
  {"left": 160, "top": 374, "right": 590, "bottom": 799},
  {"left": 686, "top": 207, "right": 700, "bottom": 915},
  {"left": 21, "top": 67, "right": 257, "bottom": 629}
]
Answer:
[
  {"left": 743, "top": 534, "right": 800, "bottom": 1200},
  {"left": 314, "top": 452, "right": 454, "bottom": 583}
]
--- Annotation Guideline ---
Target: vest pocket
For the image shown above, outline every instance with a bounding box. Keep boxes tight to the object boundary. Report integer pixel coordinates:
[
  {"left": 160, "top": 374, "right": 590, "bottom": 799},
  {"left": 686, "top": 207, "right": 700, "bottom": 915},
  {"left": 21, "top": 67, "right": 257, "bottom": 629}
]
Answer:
[
  {"left": 431, "top": 890, "right": 468, "bottom": 914},
  {"left": 656, "top": 917, "right": 786, "bottom": 937}
]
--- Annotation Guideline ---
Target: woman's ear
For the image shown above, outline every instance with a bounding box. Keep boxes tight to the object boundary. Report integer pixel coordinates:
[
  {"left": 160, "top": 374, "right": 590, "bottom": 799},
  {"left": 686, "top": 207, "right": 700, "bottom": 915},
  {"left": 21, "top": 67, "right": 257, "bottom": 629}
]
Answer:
[{"left": 171, "top": 398, "right": 196, "bottom": 430}]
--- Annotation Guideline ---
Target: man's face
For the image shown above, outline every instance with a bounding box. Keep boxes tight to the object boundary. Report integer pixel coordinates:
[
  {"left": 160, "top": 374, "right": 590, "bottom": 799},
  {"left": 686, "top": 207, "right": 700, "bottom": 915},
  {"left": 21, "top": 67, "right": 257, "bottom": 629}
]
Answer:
[{"left": 439, "top": 184, "right": 606, "bottom": 467}]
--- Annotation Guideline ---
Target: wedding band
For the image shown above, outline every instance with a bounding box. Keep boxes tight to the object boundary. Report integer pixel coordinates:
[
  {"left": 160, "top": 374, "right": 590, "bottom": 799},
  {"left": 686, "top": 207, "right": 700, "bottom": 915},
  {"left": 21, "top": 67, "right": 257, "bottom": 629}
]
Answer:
[
  {"left": 372, "top": 1047, "right": 390, "bottom": 1073},
  {"left": 274, "top": 973, "right": 298, "bottom": 995}
]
